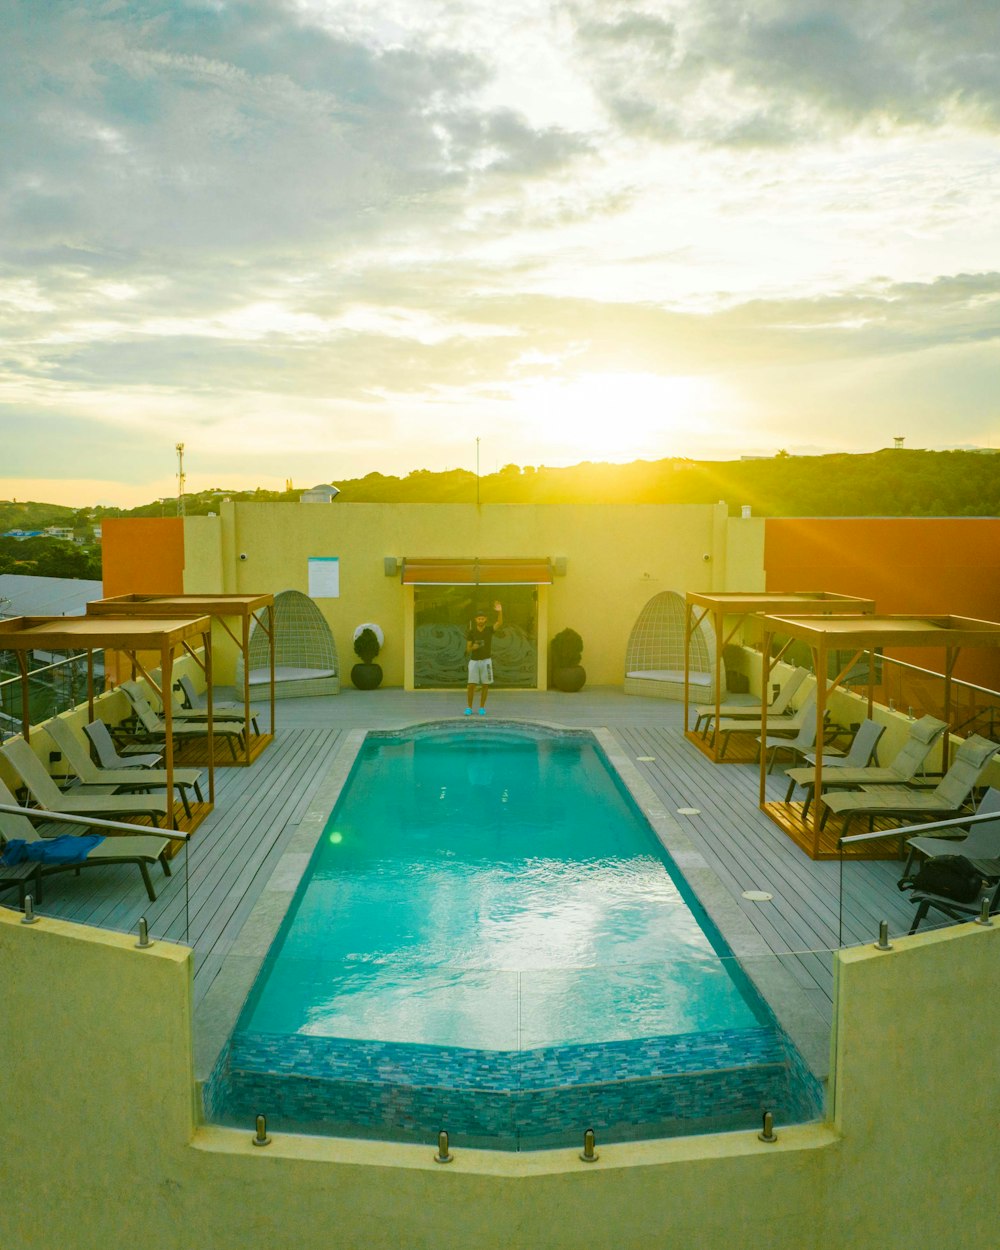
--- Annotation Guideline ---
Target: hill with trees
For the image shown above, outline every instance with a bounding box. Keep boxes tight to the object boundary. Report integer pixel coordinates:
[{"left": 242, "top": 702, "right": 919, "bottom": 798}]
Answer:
[{"left": 3, "top": 449, "right": 998, "bottom": 579}]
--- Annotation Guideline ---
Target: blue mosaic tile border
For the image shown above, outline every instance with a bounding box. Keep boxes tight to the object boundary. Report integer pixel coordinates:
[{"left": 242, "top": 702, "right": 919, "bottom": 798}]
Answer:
[{"left": 207, "top": 1023, "right": 822, "bottom": 1149}]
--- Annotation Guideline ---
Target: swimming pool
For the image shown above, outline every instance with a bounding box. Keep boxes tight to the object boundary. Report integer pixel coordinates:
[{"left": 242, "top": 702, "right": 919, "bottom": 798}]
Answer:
[{"left": 206, "top": 722, "right": 822, "bottom": 1148}]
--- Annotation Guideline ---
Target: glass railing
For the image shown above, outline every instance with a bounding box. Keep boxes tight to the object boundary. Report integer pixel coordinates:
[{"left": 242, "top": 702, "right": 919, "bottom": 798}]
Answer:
[
  {"left": 821, "top": 654, "right": 1000, "bottom": 742},
  {"left": 0, "top": 650, "right": 106, "bottom": 741},
  {"left": 8, "top": 824, "right": 995, "bottom": 1153},
  {"left": 203, "top": 948, "right": 832, "bottom": 1150}
]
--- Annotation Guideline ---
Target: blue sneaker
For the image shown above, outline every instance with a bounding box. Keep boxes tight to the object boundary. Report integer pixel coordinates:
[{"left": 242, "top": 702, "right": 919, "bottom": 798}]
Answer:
[
  {"left": 464, "top": 707, "right": 472, "bottom": 716},
  {"left": 478, "top": 708, "right": 486, "bottom": 716}
]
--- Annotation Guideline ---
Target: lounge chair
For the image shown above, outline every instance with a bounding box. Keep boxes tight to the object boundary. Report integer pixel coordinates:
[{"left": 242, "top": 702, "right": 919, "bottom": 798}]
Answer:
[
  {"left": 123, "top": 679, "right": 234, "bottom": 727},
  {"left": 0, "top": 778, "right": 174, "bottom": 902},
  {"left": 783, "top": 718, "right": 886, "bottom": 817},
  {"left": 83, "top": 719, "right": 162, "bottom": 769},
  {"left": 906, "top": 875, "right": 1000, "bottom": 934},
  {"left": 899, "top": 787, "right": 1000, "bottom": 882},
  {"left": 44, "top": 718, "right": 204, "bottom": 821},
  {"left": 1, "top": 738, "right": 171, "bottom": 827},
  {"left": 755, "top": 692, "right": 820, "bottom": 772},
  {"left": 0, "top": 836, "right": 43, "bottom": 905},
  {"left": 119, "top": 682, "right": 246, "bottom": 761},
  {"left": 898, "top": 794, "right": 1000, "bottom": 933},
  {"left": 785, "top": 714, "right": 948, "bottom": 820},
  {"left": 714, "top": 687, "right": 818, "bottom": 760},
  {"left": 694, "top": 666, "right": 809, "bottom": 737},
  {"left": 174, "top": 674, "right": 260, "bottom": 734},
  {"left": 820, "top": 733, "right": 1000, "bottom": 840}
]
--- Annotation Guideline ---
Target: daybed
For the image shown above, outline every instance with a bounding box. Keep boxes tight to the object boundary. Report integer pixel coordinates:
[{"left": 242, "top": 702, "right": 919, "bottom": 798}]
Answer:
[
  {"left": 624, "top": 590, "right": 719, "bottom": 704},
  {"left": 234, "top": 589, "right": 340, "bottom": 699}
]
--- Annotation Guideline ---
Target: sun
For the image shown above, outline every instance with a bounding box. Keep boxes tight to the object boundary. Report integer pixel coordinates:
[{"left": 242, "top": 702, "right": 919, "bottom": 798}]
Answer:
[{"left": 508, "top": 370, "right": 722, "bottom": 461}]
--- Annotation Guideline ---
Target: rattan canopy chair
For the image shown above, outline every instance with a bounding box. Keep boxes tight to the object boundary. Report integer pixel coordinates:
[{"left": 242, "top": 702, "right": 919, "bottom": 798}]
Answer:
[
  {"left": 624, "top": 590, "right": 719, "bottom": 704},
  {"left": 234, "top": 589, "right": 339, "bottom": 699}
]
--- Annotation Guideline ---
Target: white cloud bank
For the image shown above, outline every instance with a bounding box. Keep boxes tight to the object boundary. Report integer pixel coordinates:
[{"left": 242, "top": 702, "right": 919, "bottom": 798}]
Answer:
[{"left": 1, "top": 0, "right": 999, "bottom": 504}]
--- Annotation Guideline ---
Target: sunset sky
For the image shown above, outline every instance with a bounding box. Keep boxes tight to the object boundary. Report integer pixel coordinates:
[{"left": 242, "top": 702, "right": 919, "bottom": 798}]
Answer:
[{"left": 2, "top": 1, "right": 999, "bottom": 507}]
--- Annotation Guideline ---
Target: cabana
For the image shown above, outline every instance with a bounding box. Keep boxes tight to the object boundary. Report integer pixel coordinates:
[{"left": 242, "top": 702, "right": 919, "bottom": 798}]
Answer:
[
  {"left": 684, "top": 592, "right": 876, "bottom": 762},
  {"left": 0, "top": 613, "right": 217, "bottom": 835},
  {"left": 757, "top": 613, "right": 1000, "bottom": 859},
  {"left": 88, "top": 593, "right": 275, "bottom": 765}
]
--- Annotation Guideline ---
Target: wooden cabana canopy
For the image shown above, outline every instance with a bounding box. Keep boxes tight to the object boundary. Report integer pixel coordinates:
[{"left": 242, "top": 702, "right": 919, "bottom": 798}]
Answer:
[
  {"left": 758, "top": 613, "right": 1000, "bottom": 859},
  {"left": 0, "top": 613, "right": 216, "bottom": 831},
  {"left": 87, "top": 593, "right": 275, "bottom": 765},
  {"left": 684, "top": 591, "right": 876, "bottom": 762}
]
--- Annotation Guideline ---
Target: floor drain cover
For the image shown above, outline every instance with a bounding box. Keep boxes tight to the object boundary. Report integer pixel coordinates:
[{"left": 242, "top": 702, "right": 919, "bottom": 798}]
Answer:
[
  {"left": 741, "top": 890, "right": 774, "bottom": 902},
  {"left": 676, "top": 807, "right": 701, "bottom": 816}
]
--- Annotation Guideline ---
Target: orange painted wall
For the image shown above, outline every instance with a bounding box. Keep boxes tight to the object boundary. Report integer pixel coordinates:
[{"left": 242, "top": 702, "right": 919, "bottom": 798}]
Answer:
[
  {"left": 101, "top": 518, "right": 185, "bottom": 597},
  {"left": 764, "top": 518, "right": 1000, "bottom": 689}
]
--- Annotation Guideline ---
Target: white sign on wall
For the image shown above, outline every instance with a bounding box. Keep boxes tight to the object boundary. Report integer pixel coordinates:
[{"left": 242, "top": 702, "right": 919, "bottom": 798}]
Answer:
[{"left": 308, "top": 556, "right": 340, "bottom": 598}]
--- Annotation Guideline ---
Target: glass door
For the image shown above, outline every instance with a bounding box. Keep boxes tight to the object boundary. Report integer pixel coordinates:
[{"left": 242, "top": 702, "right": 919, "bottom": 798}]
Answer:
[{"left": 413, "top": 586, "right": 538, "bottom": 689}]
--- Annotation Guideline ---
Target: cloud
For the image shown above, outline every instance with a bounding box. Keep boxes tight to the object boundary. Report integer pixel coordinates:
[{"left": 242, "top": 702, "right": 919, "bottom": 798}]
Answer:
[
  {"left": 572, "top": 0, "right": 1000, "bottom": 146},
  {"left": 0, "top": 0, "right": 587, "bottom": 268}
]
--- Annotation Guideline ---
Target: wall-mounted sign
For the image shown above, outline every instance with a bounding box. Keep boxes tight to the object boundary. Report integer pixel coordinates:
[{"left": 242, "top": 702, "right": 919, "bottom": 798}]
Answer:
[{"left": 308, "top": 556, "right": 340, "bottom": 598}]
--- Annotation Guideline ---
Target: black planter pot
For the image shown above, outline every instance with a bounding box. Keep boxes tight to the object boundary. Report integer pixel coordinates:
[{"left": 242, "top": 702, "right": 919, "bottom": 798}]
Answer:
[
  {"left": 553, "top": 665, "right": 586, "bottom": 693},
  {"left": 351, "top": 662, "right": 383, "bottom": 690}
]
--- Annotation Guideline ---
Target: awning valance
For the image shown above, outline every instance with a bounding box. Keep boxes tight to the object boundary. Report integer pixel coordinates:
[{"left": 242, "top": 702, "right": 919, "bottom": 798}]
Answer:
[{"left": 401, "top": 558, "right": 553, "bottom": 585}]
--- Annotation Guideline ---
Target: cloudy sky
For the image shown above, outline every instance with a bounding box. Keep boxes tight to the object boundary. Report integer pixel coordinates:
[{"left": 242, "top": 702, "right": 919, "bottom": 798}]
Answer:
[{"left": 2, "top": 0, "right": 999, "bottom": 506}]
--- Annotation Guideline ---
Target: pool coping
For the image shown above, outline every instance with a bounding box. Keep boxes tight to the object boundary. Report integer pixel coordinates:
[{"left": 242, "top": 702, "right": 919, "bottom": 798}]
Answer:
[{"left": 193, "top": 718, "right": 830, "bottom": 1105}]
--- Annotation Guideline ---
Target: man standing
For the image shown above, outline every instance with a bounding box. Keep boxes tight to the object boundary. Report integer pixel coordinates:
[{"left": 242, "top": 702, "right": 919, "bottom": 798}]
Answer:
[{"left": 465, "top": 600, "right": 503, "bottom": 716}]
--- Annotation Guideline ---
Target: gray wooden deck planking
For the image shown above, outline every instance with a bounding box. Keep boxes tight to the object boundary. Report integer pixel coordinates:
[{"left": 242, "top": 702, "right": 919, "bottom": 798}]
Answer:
[{"left": 1, "top": 687, "right": 935, "bottom": 1023}]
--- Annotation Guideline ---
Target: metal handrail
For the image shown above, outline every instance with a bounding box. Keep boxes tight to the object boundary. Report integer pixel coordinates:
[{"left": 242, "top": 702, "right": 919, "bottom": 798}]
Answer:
[
  {"left": 875, "top": 653, "right": 1000, "bottom": 702},
  {"left": 840, "top": 805, "right": 1000, "bottom": 845},
  {"left": 0, "top": 802, "right": 189, "bottom": 840}
]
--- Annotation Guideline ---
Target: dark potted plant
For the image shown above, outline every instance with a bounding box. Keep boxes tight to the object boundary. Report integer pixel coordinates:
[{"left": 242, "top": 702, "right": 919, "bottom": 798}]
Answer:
[
  {"left": 550, "top": 627, "right": 586, "bottom": 692},
  {"left": 351, "top": 623, "right": 384, "bottom": 690}
]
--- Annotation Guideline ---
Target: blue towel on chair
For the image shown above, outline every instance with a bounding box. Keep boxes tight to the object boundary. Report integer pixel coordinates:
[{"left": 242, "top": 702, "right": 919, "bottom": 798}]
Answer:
[{"left": 1, "top": 835, "right": 104, "bottom": 865}]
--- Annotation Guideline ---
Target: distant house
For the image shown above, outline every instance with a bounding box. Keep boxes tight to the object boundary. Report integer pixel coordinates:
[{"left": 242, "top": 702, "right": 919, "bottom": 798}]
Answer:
[{"left": 300, "top": 484, "right": 340, "bottom": 503}]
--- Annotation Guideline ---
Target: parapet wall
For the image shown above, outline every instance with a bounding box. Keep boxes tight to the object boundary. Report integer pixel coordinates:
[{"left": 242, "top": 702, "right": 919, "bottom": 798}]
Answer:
[{"left": 1, "top": 907, "right": 997, "bottom": 1250}]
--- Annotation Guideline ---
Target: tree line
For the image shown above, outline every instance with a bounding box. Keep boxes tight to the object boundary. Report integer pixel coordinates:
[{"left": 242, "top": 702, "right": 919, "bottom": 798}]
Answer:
[{"left": 3, "top": 448, "right": 998, "bottom": 580}]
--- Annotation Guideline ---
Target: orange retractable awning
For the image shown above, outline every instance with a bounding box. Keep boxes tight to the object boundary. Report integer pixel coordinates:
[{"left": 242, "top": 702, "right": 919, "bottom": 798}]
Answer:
[{"left": 401, "top": 558, "right": 553, "bottom": 585}]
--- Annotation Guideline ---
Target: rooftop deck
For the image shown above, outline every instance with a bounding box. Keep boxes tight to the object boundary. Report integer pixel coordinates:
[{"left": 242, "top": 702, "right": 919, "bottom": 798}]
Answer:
[{"left": 6, "top": 687, "right": 920, "bottom": 1033}]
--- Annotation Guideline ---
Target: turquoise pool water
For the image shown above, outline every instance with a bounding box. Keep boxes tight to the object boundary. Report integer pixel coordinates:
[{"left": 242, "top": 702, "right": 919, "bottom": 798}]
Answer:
[
  {"left": 211, "top": 724, "right": 821, "bottom": 1147},
  {"left": 243, "top": 729, "right": 765, "bottom": 1049}
]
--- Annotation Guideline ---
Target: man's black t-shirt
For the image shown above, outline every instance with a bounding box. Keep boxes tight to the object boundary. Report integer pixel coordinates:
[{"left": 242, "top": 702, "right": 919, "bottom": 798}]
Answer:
[{"left": 466, "top": 624, "right": 495, "bottom": 660}]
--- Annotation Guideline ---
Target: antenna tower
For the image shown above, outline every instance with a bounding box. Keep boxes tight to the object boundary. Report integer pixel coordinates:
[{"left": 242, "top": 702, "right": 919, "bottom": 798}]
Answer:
[{"left": 176, "top": 443, "right": 186, "bottom": 516}]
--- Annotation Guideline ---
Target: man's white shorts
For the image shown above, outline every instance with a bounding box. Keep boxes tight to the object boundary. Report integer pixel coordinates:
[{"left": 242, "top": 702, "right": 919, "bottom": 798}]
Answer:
[{"left": 468, "top": 658, "right": 494, "bottom": 685}]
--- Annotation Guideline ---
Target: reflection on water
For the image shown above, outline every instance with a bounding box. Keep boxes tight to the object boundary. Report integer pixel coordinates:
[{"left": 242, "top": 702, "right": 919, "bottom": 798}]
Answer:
[{"left": 244, "top": 732, "right": 763, "bottom": 1050}]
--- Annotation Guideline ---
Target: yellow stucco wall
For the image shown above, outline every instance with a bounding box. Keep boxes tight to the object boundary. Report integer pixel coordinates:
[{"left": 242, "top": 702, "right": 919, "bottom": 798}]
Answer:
[
  {"left": 183, "top": 501, "right": 735, "bottom": 687},
  {"left": 2, "top": 907, "right": 997, "bottom": 1250}
]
